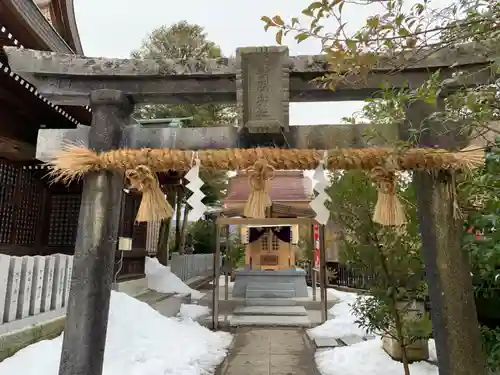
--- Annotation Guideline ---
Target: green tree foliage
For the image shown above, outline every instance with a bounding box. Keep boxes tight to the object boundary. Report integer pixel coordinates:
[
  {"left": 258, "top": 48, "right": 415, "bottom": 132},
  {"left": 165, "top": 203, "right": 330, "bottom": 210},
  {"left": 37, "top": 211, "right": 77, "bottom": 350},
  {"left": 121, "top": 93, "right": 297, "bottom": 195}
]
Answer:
[
  {"left": 262, "top": 1, "right": 499, "bottom": 372},
  {"left": 186, "top": 220, "right": 216, "bottom": 254},
  {"left": 327, "top": 170, "right": 429, "bottom": 374},
  {"left": 462, "top": 141, "right": 500, "bottom": 299},
  {"left": 262, "top": 0, "right": 500, "bottom": 145},
  {"left": 132, "top": 21, "right": 236, "bottom": 125},
  {"left": 131, "top": 21, "right": 235, "bottom": 261},
  {"left": 460, "top": 141, "right": 500, "bottom": 372}
]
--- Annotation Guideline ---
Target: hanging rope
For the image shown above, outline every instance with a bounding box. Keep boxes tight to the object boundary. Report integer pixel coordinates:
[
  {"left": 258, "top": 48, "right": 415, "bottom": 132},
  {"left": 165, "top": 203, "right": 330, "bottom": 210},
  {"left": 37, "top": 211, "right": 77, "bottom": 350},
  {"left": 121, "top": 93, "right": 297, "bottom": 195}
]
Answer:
[
  {"left": 125, "top": 165, "right": 173, "bottom": 222},
  {"left": 243, "top": 158, "right": 275, "bottom": 219},
  {"left": 369, "top": 157, "right": 407, "bottom": 226}
]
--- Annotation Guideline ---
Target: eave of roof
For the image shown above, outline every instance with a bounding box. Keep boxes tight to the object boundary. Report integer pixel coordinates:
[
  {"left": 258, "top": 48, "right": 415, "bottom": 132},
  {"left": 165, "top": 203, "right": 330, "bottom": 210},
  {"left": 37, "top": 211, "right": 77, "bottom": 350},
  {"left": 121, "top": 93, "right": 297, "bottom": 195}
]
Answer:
[
  {"left": 4, "top": 0, "right": 73, "bottom": 53},
  {"left": 225, "top": 171, "right": 313, "bottom": 203}
]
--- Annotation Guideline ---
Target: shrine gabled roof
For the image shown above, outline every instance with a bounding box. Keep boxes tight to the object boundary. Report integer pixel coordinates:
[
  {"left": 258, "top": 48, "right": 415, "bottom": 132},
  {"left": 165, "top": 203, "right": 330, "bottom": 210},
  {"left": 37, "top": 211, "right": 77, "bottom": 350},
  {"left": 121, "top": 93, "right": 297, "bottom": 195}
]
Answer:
[
  {"left": 208, "top": 202, "right": 316, "bottom": 219},
  {"left": 225, "top": 170, "right": 313, "bottom": 203}
]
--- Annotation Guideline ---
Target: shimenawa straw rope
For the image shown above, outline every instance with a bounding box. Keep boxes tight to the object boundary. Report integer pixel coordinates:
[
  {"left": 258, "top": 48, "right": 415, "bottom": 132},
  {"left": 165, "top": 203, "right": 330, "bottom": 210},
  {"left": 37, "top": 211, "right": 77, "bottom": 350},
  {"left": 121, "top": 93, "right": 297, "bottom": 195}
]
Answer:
[
  {"left": 243, "top": 158, "right": 276, "bottom": 219},
  {"left": 125, "top": 165, "right": 173, "bottom": 223},
  {"left": 45, "top": 144, "right": 485, "bottom": 222},
  {"left": 370, "top": 157, "right": 407, "bottom": 226}
]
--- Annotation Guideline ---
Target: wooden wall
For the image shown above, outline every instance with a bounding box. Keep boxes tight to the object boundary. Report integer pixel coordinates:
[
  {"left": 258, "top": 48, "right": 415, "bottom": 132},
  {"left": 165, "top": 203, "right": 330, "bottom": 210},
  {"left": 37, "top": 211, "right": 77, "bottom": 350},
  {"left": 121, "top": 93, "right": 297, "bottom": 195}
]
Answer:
[{"left": 0, "top": 159, "right": 147, "bottom": 281}]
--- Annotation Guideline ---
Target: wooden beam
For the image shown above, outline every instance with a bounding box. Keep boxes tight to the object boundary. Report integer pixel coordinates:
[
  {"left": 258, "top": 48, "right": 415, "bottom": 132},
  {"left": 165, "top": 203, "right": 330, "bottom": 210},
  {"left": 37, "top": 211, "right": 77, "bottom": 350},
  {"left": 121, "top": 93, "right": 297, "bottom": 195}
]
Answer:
[
  {"left": 216, "top": 217, "right": 313, "bottom": 226},
  {"left": 0, "top": 136, "right": 36, "bottom": 160},
  {"left": 2, "top": 0, "right": 72, "bottom": 53}
]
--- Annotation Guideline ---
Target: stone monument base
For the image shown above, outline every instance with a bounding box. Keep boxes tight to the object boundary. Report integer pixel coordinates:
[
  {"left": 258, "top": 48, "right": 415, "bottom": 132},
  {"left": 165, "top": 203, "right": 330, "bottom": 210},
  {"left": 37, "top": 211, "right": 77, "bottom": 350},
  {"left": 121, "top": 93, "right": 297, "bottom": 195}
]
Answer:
[
  {"left": 232, "top": 269, "right": 308, "bottom": 298},
  {"left": 381, "top": 336, "right": 429, "bottom": 362}
]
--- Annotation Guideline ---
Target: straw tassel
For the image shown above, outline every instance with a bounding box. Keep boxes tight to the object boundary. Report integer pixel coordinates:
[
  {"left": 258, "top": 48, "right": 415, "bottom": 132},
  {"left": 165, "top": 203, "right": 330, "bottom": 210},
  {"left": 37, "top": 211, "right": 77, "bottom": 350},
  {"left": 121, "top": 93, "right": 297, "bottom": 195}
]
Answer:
[
  {"left": 243, "top": 159, "right": 275, "bottom": 219},
  {"left": 370, "top": 159, "right": 407, "bottom": 226},
  {"left": 125, "top": 165, "right": 173, "bottom": 222}
]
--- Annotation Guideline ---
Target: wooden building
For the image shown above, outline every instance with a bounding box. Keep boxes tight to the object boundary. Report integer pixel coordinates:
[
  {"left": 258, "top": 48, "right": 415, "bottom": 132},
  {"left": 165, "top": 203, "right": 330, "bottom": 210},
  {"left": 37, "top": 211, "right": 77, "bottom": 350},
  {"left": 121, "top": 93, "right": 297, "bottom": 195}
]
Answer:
[
  {"left": 0, "top": 1, "right": 147, "bottom": 284},
  {"left": 223, "top": 171, "right": 314, "bottom": 298},
  {"left": 225, "top": 171, "right": 312, "bottom": 271}
]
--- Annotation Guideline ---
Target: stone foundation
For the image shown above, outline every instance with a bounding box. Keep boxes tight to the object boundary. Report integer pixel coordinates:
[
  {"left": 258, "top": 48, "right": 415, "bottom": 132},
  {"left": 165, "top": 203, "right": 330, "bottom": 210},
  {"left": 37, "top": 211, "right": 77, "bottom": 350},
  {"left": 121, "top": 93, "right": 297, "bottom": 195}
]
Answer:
[
  {"left": 232, "top": 269, "right": 308, "bottom": 298},
  {"left": 114, "top": 277, "right": 148, "bottom": 297},
  {"left": 381, "top": 336, "right": 429, "bottom": 362}
]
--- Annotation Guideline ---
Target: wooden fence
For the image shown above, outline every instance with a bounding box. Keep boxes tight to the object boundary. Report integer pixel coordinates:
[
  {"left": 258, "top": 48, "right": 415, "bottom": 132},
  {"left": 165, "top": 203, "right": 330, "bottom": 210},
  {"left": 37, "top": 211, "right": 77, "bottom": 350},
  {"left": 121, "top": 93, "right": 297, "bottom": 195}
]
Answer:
[{"left": 0, "top": 253, "right": 73, "bottom": 325}]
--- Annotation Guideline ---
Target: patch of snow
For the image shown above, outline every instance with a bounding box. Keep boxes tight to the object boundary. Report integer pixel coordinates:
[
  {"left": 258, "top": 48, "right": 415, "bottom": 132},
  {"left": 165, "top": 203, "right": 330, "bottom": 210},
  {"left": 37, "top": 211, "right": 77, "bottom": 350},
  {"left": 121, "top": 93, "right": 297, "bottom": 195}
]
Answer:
[
  {"left": 0, "top": 291, "right": 232, "bottom": 375},
  {"left": 315, "top": 337, "right": 437, "bottom": 375},
  {"left": 310, "top": 287, "right": 438, "bottom": 375},
  {"left": 308, "top": 288, "right": 368, "bottom": 339},
  {"left": 179, "top": 304, "right": 211, "bottom": 320},
  {"left": 145, "top": 257, "right": 204, "bottom": 299},
  {"left": 428, "top": 339, "right": 437, "bottom": 362}
]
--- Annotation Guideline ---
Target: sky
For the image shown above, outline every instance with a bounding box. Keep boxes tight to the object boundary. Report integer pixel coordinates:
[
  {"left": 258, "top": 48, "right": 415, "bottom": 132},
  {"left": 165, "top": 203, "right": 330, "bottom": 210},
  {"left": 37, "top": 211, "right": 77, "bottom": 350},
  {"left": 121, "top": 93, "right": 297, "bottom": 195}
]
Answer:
[
  {"left": 72, "top": 0, "right": 453, "bottom": 219},
  {"left": 73, "top": 0, "right": 453, "bottom": 124},
  {"left": 73, "top": 0, "right": 372, "bottom": 125}
]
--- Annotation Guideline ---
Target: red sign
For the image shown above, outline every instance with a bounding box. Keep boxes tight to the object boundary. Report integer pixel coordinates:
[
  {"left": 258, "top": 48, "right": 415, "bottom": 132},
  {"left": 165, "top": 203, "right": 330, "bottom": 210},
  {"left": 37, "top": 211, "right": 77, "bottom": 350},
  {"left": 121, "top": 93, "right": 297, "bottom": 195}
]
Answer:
[{"left": 314, "top": 223, "right": 320, "bottom": 266}]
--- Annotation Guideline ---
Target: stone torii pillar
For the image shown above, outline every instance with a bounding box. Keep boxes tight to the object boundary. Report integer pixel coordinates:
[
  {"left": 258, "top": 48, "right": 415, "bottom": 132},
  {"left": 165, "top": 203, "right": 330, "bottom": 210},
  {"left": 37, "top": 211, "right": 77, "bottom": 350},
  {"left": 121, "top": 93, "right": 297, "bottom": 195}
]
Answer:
[
  {"left": 404, "top": 101, "right": 487, "bottom": 375},
  {"left": 58, "top": 89, "right": 134, "bottom": 375}
]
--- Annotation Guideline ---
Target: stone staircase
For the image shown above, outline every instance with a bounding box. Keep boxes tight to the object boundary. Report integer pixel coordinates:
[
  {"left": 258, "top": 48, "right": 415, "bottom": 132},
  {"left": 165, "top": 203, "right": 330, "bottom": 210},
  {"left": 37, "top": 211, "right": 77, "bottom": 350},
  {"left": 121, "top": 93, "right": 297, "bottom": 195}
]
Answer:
[
  {"left": 245, "top": 282, "right": 296, "bottom": 299},
  {"left": 229, "top": 282, "right": 312, "bottom": 327}
]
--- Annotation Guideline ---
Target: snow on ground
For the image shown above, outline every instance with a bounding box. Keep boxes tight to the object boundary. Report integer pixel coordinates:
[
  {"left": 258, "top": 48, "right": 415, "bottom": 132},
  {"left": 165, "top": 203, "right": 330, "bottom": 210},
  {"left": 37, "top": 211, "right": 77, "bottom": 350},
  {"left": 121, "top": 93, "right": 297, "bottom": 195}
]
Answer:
[
  {"left": 315, "top": 337, "right": 438, "bottom": 375},
  {"left": 308, "top": 288, "right": 368, "bottom": 339},
  {"left": 0, "top": 291, "right": 232, "bottom": 375},
  {"left": 309, "top": 287, "right": 438, "bottom": 375},
  {"left": 179, "top": 304, "right": 211, "bottom": 320},
  {"left": 145, "top": 257, "right": 204, "bottom": 299}
]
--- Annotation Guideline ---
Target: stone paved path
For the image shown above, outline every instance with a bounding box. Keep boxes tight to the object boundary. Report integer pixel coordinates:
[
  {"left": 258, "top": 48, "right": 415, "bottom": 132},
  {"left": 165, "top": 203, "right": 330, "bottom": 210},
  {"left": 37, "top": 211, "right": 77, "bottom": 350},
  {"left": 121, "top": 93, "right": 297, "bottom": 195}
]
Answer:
[{"left": 222, "top": 328, "right": 320, "bottom": 375}]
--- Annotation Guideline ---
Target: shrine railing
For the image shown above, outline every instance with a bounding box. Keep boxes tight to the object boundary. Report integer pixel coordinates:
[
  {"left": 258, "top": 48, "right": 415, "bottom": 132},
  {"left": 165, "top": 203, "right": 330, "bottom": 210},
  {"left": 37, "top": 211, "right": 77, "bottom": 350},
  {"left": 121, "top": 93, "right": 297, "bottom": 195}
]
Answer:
[
  {"left": 0, "top": 253, "right": 73, "bottom": 328},
  {"left": 169, "top": 253, "right": 214, "bottom": 282}
]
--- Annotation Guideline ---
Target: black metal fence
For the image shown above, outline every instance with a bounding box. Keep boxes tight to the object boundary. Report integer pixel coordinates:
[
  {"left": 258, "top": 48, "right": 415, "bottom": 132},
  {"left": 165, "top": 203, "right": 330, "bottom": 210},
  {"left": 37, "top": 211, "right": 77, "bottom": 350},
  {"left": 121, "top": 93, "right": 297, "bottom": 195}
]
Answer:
[
  {"left": 302, "top": 261, "right": 376, "bottom": 289},
  {"left": 334, "top": 264, "right": 376, "bottom": 289}
]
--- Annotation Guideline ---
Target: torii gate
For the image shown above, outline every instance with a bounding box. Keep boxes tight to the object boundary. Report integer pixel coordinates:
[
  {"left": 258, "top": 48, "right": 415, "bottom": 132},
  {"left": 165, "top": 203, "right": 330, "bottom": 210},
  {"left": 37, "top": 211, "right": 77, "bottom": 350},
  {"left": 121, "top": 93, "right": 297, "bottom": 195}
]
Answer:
[{"left": 3, "top": 43, "right": 492, "bottom": 375}]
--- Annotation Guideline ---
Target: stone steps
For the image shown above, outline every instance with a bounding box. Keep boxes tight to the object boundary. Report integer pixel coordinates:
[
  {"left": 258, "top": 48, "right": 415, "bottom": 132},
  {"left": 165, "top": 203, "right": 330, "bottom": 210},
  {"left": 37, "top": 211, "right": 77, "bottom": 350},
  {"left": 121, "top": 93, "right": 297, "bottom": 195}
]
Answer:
[
  {"left": 245, "top": 282, "right": 296, "bottom": 299},
  {"left": 229, "top": 314, "right": 311, "bottom": 327},
  {"left": 247, "top": 282, "right": 295, "bottom": 290},
  {"left": 245, "top": 289, "right": 295, "bottom": 298},
  {"left": 234, "top": 305, "right": 308, "bottom": 316},
  {"left": 245, "top": 298, "right": 298, "bottom": 306}
]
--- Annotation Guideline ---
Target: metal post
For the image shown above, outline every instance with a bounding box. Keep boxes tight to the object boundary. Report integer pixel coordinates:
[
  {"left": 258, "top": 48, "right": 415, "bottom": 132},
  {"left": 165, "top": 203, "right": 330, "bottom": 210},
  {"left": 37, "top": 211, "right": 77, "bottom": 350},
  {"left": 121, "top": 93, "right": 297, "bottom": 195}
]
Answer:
[
  {"left": 310, "top": 223, "right": 317, "bottom": 301},
  {"left": 212, "top": 223, "right": 221, "bottom": 330},
  {"left": 319, "top": 224, "right": 328, "bottom": 322},
  {"left": 224, "top": 225, "right": 229, "bottom": 301},
  {"left": 58, "top": 90, "right": 133, "bottom": 375}
]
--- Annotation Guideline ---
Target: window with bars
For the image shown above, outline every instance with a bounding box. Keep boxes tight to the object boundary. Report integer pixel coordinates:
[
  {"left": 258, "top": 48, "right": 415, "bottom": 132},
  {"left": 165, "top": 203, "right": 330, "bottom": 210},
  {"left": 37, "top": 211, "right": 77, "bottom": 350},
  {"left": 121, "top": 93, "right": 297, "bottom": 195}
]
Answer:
[
  {"left": 48, "top": 194, "right": 80, "bottom": 247},
  {"left": 0, "top": 161, "right": 16, "bottom": 244},
  {"left": 15, "top": 169, "right": 42, "bottom": 245},
  {"left": 272, "top": 233, "right": 280, "bottom": 252},
  {"left": 0, "top": 162, "right": 44, "bottom": 245},
  {"left": 261, "top": 233, "right": 269, "bottom": 251}
]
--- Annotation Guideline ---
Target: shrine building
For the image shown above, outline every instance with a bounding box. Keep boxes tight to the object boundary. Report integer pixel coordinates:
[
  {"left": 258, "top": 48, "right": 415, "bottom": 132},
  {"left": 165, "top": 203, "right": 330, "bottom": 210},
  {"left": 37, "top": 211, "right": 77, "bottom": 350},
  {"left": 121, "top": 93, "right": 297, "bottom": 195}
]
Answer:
[{"left": 224, "top": 171, "right": 313, "bottom": 298}]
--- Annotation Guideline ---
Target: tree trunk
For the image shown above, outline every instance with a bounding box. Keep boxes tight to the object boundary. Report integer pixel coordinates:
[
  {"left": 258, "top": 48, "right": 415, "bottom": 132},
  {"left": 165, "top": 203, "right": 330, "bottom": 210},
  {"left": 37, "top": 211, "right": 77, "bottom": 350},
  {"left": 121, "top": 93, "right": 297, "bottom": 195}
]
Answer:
[
  {"left": 156, "top": 185, "right": 178, "bottom": 265},
  {"left": 376, "top": 241, "right": 411, "bottom": 375},
  {"left": 178, "top": 203, "right": 191, "bottom": 253}
]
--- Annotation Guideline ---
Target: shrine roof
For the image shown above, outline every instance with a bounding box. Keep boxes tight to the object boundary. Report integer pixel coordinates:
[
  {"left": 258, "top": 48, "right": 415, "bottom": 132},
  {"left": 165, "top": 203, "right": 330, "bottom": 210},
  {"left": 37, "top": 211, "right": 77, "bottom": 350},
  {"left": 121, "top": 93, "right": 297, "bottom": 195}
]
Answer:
[
  {"left": 208, "top": 202, "right": 316, "bottom": 219},
  {"left": 225, "top": 170, "right": 313, "bottom": 203}
]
